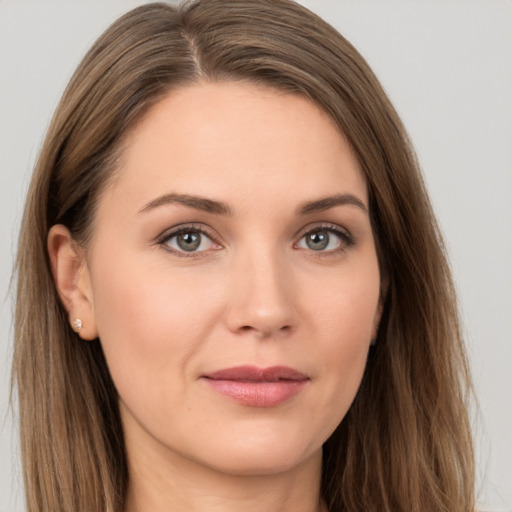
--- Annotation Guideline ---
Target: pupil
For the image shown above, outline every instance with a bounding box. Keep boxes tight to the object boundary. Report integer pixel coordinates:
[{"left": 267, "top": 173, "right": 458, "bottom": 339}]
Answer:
[
  {"left": 307, "top": 231, "right": 329, "bottom": 250},
  {"left": 177, "top": 232, "right": 201, "bottom": 251}
]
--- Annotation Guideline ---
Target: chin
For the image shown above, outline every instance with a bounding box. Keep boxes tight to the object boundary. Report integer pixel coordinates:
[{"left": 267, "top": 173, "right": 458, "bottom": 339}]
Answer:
[{"left": 192, "top": 429, "right": 323, "bottom": 477}]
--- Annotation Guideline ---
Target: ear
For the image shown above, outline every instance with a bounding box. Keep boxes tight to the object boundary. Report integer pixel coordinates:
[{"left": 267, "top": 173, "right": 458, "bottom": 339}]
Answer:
[{"left": 47, "top": 225, "right": 98, "bottom": 340}]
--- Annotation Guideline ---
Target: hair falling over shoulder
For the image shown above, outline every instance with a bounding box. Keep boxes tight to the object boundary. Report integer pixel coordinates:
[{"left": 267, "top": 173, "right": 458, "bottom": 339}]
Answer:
[{"left": 13, "top": 1, "right": 475, "bottom": 511}]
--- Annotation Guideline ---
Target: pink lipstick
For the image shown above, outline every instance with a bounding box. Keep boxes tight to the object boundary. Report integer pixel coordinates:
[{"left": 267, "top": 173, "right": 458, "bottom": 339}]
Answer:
[{"left": 202, "top": 365, "right": 308, "bottom": 407}]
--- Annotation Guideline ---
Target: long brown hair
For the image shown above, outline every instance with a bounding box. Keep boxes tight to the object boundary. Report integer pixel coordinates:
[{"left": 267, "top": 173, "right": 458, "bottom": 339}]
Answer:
[{"left": 13, "top": 1, "right": 475, "bottom": 511}]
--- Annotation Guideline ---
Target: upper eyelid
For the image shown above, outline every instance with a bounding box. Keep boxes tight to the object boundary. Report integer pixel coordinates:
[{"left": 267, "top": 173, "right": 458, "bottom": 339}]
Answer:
[
  {"left": 156, "top": 224, "right": 222, "bottom": 258},
  {"left": 294, "top": 222, "right": 352, "bottom": 239},
  {"left": 157, "top": 223, "right": 219, "bottom": 243}
]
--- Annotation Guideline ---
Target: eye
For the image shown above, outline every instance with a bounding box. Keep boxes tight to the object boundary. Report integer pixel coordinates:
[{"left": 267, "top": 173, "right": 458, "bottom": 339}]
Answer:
[
  {"left": 159, "top": 226, "right": 220, "bottom": 256},
  {"left": 296, "top": 225, "right": 353, "bottom": 253}
]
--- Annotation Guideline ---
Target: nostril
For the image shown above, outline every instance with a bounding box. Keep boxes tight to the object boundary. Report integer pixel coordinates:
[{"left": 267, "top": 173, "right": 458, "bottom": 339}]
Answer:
[{"left": 237, "top": 324, "right": 292, "bottom": 337}]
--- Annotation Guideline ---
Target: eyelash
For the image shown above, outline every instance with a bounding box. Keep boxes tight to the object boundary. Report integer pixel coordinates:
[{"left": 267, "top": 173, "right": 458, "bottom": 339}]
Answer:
[
  {"left": 157, "top": 223, "right": 221, "bottom": 258},
  {"left": 295, "top": 223, "right": 355, "bottom": 254},
  {"left": 156, "top": 222, "right": 355, "bottom": 258}
]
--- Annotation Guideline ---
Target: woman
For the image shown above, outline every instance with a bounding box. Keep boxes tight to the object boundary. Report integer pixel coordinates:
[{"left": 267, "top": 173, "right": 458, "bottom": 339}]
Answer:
[{"left": 13, "top": 1, "right": 475, "bottom": 511}]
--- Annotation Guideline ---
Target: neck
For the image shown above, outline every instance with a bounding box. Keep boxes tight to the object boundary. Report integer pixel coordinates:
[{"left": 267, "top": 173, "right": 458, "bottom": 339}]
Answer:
[{"left": 123, "top": 437, "right": 325, "bottom": 512}]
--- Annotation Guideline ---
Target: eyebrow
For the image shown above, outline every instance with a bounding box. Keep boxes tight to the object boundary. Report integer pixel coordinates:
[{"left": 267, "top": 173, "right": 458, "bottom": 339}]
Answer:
[
  {"left": 297, "top": 194, "right": 368, "bottom": 215},
  {"left": 138, "top": 192, "right": 367, "bottom": 217},
  {"left": 138, "top": 193, "right": 233, "bottom": 216}
]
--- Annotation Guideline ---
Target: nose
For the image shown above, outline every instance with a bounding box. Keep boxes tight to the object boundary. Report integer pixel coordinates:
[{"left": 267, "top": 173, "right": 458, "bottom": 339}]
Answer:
[{"left": 224, "top": 249, "right": 297, "bottom": 339}]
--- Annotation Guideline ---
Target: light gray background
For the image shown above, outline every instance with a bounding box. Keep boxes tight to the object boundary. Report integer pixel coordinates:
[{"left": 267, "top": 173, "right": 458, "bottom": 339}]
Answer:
[{"left": 1, "top": 1, "right": 511, "bottom": 511}]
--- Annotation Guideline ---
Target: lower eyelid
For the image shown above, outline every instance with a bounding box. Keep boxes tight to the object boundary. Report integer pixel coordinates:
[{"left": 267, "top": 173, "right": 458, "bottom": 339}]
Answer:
[{"left": 295, "top": 233, "right": 343, "bottom": 251}]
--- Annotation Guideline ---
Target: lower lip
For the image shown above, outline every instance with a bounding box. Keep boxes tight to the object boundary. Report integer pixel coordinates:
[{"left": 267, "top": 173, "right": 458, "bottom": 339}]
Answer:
[{"left": 203, "top": 379, "right": 307, "bottom": 407}]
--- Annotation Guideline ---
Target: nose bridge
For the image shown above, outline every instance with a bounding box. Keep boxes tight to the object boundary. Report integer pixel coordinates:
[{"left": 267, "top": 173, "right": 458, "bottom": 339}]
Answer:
[{"left": 226, "top": 239, "right": 296, "bottom": 337}]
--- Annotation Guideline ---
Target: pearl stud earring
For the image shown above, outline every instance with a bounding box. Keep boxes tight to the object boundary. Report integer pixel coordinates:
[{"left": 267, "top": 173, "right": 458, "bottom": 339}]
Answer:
[{"left": 72, "top": 318, "right": 83, "bottom": 332}]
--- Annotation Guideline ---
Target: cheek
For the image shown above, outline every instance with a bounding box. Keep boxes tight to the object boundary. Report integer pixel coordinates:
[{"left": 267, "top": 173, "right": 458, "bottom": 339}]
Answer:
[
  {"left": 309, "top": 261, "right": 380, "bottom": 351},
  {"left": 304, "top": 265, "right": 380, "bottom": 430},
  {"left": 88, "top": 252, "right": 220, "bottom": 398}
]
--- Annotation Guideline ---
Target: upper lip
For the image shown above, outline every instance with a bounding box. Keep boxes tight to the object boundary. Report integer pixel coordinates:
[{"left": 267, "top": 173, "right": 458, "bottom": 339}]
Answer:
[{"left": 202, "top": 365, "right": 308, "bottom": 382}]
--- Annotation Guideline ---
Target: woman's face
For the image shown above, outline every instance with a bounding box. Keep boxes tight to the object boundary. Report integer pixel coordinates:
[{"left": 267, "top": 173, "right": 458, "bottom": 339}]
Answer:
[{"left": 79, "top": 82, "right": 381, "bottom": 476}]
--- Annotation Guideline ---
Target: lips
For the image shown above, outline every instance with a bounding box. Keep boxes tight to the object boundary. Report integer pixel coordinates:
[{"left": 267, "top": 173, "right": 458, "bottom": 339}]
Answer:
[
  {"left": 202, "top": 365, "right": 309, "bottom": 407},
  {"left": 204, "top": 365, "right": 308, "bottom": 382}
]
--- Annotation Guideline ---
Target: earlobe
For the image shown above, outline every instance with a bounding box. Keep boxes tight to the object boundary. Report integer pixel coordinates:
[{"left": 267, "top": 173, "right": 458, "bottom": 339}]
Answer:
[{"left": 47, "top": 225, "right": 98, "bottom": 340}]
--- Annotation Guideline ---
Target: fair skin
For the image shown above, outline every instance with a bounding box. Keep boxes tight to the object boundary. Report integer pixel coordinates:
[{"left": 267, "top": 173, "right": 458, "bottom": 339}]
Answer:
[{"left": 49, "top": 82, "right": 382, "bottom": 512}]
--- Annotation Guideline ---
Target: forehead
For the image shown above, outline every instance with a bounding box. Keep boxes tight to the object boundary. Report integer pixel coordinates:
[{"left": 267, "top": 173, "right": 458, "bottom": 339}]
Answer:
[{"left": 106, "top": 81, "right": 367, "bottom": 213}]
